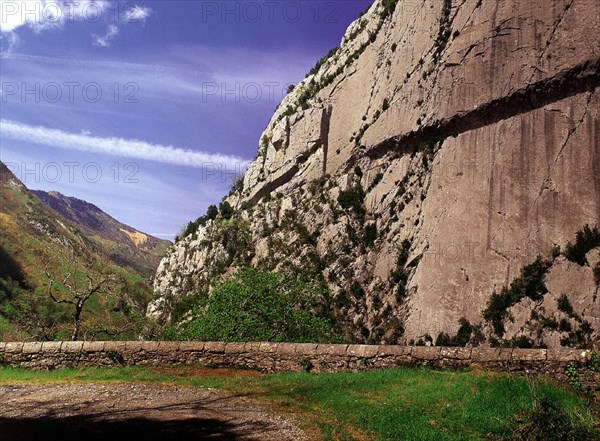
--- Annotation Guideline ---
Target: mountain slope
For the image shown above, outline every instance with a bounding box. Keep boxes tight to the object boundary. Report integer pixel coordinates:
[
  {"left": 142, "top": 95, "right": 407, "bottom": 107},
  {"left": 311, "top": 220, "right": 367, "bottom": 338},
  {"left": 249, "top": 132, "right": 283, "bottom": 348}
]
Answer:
[
  {"left": 0, "top": 162, "right": 152, "bottom": 340},
  {"left": 33, "top": 190, "right": 170, "bottom": 276},
  {"left": 151, "top": 0, "right": 600, "bottom": 348}
]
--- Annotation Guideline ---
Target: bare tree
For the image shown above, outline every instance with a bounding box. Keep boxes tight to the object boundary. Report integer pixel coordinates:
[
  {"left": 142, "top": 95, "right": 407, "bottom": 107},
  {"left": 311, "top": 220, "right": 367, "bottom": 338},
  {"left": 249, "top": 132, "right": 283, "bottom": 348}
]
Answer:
[{"left": 44, "top": 257, "right": 114, "bottom": 341}]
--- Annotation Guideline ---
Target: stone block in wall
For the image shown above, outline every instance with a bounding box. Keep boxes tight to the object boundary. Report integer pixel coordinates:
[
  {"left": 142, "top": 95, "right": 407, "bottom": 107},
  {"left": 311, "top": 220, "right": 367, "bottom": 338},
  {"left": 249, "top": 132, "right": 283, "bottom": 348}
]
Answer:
[
  {"left": 512, "top": 349, "right": 547, "bottom": 362},
  {"left": 471, "top": 348, "right": 512, "bottom": 363},
  {"left": 547, "top": 348, "right": 589, "bottom": 363},
  {"left": 412, "top": 346, "right": 441, "bottom": 361},
  {"left": 277, "top": 343, "right": 297, "bottom": 355},
  {"left": 157, "top": 341, "right": 180, "bottom": 353},
  {"left": 0, "top": 342, "right": 5, "bottom": 353},
  {"left": 204, "top": 342, "right": 226, "bottom": 353},
  {"left": 245, "top": 342, "right": 262, "bottom": 352},
  {"left": 179, "top": 342, "right": 205, "bottom": 352},
  {"left": 125, "top": 341, "right": 144, "bottom": 353},
  {"left": 5, "top": 342, "right": 23, "bottom": 353},
  {"left": 347, "top": 345, "right": 379, "bottom": 358},
  {"left": 258, "top": 342, "right": 279, "bottom": 353},
  {"left": 82, "top": 341, "right": 105, "bottom": 352},
  {"left": 22, "top": 342, "right": 43, "bottom": 354},
  {"left": 294, "top": 343, "right": 318, "bottom": 355},
  {"left": 41, "top": 341, "right": 62, "bottom": 353},
  {"left": 140, "top": 341, "right": 159, "bottom": 352},
  {"left": 316, "top": 344, "right": 348, "bottom": 356},
  {"left": 377, "top": 345, "right": 412, "bottom": 357},
  {"left": 274, "top": 361, "right": 305, "bottom": 372},
  {"left": 103, "top": 341, "right": 127, "bottom": 352},
  {"left": 440, "top": 347, "right": 472, "bottom": 360},
  {"left": 224, "top": 342, "right": 246, "bottom": 354},
  {"left": 61, "top": 341, "right": 84, "bottom": 353}
]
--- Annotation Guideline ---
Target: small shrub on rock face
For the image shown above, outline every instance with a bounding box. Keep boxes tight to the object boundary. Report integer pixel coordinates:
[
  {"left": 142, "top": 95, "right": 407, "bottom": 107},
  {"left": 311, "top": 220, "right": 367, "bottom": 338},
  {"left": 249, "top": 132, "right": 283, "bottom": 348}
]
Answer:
[
  {"left": 435, "top": 318, "right": 473, "bottom": 347},
  {"left": 219, "top": 201, "right": 234, "bottom": 220},
  {"left": 557, "top": 294, "right": 575, "bottom": 317},
  {"left": 363, "top": 223, "right": 377, "bottom": 247},
  {"left": 564, "top": 224, "right": 600, "bottom": 265},
  {"left": 483, "top": 256, "right": 552, "bottom": 337},
  {"left": 510, "top": 335, "right": 535, "bottom": 348},
  {"left": 337, "top": 185, "right": 365, "bottom": 218}
]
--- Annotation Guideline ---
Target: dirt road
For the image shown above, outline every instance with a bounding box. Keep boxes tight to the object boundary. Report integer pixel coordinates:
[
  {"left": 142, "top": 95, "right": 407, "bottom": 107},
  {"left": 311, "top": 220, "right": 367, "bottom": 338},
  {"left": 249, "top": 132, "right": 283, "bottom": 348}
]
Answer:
[{"left": 0, "top": 383, "right": 309, "bottom": 441}]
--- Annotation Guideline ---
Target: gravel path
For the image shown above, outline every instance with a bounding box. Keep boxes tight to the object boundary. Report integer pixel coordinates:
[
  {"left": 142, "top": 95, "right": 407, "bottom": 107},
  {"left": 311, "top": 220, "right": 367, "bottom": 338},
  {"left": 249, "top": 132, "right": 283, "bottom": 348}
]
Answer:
[{"left": 0, "top": 383, "right": 309, "bottom": 441}]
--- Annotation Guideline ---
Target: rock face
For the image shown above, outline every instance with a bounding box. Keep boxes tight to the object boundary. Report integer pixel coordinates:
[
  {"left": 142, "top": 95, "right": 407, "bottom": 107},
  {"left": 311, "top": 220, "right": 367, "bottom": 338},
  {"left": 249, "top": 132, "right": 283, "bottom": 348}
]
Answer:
[{"left": 152, "top": 0, "right": 600, "bottom": 346}]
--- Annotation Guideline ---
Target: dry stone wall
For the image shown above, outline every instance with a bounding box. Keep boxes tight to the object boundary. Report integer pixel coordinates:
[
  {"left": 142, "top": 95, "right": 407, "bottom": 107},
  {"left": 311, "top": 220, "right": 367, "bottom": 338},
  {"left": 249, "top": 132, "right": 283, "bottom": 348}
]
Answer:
[{"left": 0, "top": 341, "right": 596, "bottom": 386}]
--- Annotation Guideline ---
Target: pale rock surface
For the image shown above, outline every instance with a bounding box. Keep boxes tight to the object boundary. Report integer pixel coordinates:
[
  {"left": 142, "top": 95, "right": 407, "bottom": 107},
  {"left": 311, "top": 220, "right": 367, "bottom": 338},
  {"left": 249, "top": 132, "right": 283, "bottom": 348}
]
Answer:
[{"left": 151, "top": 0, "right": 600, "bottom": 346}]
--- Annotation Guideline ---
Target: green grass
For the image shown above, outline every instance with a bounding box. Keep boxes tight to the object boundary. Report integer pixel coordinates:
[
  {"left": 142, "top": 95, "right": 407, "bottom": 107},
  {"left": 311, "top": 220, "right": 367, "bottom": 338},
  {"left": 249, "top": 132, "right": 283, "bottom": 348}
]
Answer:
[{"left": 0, "top": 365, "right": 596, "bottom": 440}]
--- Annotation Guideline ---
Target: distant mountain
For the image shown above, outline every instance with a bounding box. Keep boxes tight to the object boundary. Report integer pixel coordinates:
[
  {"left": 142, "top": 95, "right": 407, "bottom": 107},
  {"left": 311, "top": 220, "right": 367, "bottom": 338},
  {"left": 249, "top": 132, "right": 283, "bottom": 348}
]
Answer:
[
  {"left": 0, "top": 161, "right": 155, "bottom": 340},
  {"left": 32, "top": 190, "right": 171, "bottom": 277}
]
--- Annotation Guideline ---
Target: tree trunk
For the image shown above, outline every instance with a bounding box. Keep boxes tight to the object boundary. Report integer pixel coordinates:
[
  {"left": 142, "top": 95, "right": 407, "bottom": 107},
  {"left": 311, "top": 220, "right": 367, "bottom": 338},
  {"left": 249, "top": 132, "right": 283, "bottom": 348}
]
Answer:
[{"left": 72, "top": 304, "right": 83, "bottom": 341}]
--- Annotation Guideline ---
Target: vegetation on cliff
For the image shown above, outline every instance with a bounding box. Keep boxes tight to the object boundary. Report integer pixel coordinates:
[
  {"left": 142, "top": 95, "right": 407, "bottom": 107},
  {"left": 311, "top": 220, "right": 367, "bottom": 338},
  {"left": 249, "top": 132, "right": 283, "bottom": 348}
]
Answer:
[{"left": 166, "top": 268, "right": 338, "bottom": 343}]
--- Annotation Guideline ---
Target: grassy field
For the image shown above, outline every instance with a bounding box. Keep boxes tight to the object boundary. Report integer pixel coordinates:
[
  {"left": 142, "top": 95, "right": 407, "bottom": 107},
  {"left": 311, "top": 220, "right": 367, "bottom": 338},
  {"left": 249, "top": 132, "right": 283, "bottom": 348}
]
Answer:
[{"left": 0, "top": 365, "right": 597, "bottom": 440}]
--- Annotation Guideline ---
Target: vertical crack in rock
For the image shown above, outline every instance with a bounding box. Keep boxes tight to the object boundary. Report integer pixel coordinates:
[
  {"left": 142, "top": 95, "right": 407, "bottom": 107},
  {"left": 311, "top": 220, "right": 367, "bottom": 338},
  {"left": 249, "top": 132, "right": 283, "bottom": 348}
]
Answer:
[
  {"left": 321, "top": 106, "right": 332, "bottom": 174},
  {"left": 533, "top": 91, "right": 594, "bottom": 208}
]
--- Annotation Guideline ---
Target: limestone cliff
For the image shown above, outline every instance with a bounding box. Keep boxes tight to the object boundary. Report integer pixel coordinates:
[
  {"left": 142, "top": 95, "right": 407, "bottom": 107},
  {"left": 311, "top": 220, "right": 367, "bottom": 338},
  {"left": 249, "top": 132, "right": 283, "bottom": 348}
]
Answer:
[{"left": 151, "top": 0, "right": 600, "bottom": 347}]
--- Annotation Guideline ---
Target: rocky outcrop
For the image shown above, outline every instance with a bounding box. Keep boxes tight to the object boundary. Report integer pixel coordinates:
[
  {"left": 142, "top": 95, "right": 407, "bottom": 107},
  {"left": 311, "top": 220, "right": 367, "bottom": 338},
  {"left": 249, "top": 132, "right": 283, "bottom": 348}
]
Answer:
[{"left": 152, "top": 0, "right": 600, "bottom": 347}]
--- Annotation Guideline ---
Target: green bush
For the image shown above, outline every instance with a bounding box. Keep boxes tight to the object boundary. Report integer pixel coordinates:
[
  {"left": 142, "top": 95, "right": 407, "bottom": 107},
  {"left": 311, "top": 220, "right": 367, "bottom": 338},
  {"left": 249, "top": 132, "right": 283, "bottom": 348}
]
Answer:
[
  {"left": 483, "top": 256, "right": 552, "bottom": 336},
  {"left": 230, "top": 176, "right": 244, "bottom": 195},
  {"left": 219, "top": 201, "right": 234, "bottom": 220},
  {"left": 435, "top": 318, "right": 473, "bottom": 347},
  {"left": 380, "top": 0, "right": 399, "bottom": 18},
  {"left": 178, "top": 204, "right": 219, "bottom": 240},
  {"left": 337, "top": 185, "right": 365, "bottom": 217},
  {"left": 363, "top": 223, "right": 378, "bottom": 247},
  {"left": 564, "top": 225, "right": 600, "bottom": 265},
  {"left": 391, "top": 239, "right": 411, "bottom": 303},
  {"left": 177, "top": 268, "right": 337, "bottom": 343},
  {"left": 557, "top": 294, "right": 575, "bottom": 317},
  {"left": 511, "top": 398, "right": 596, "bottom": 441}
]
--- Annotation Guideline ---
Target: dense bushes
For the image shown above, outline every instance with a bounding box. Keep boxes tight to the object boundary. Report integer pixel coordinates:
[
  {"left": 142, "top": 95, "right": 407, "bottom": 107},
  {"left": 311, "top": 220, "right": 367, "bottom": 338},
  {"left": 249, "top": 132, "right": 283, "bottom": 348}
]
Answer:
[
  {"left": 337, "top": 184, "right": 365, "bottom": 217},
  {"left": 380, "top": 0, "right": 399, "bottom": 18},
  {"left": 175, "top": 268, "right": 338, "bottom": 343},
  {"left": 564, "top": 224, "right": 600, "bottom": 265},
  {"left": 435, "top": 318, "right": 473, "bottom": 347},
  {"left": 511, "top": 398, "right": 597, "bottom": 441},
  {"left": 390, "top": 239, "right": 411, "bottom": 303},
  {"left": 178, "top": 205, "right": 218, "bottom": 241},
  {"left": 219, "top": 201, "right": 234, "bottom": 220},
  {"left": 483, "top": 256, "right": 552, "bottom": 337},
  {"left": 363, "top": 223, "right": 378, "bottom": 247}
]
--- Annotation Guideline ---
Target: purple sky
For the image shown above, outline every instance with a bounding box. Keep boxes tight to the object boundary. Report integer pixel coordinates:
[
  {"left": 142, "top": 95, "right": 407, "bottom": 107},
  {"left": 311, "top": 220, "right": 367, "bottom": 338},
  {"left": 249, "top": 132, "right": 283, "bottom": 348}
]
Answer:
[{"left": 0, "top": 0, "right": 372, "bottom": 239}]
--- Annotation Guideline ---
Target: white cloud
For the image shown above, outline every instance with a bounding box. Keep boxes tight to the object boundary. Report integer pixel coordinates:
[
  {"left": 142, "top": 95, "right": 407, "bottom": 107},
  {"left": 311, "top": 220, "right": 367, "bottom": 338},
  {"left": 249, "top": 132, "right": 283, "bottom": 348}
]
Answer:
[
  {"left": 0, "top": 1, "right": 104, "bottom": 33},
  {"left": 0, "top": 119, "right": 250, "bottom": 169},
  {"left": 123, "top": 5, "right": 151, "bottom": 23},
  {"left": 91, "top": 23, "right": 118, "bottom": 47},
  {"left": 0, "top": 1, "right": 151, "bottom": 47},
  {"left": 0, "top": 28, "right": 19, "bottom": 52}
]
